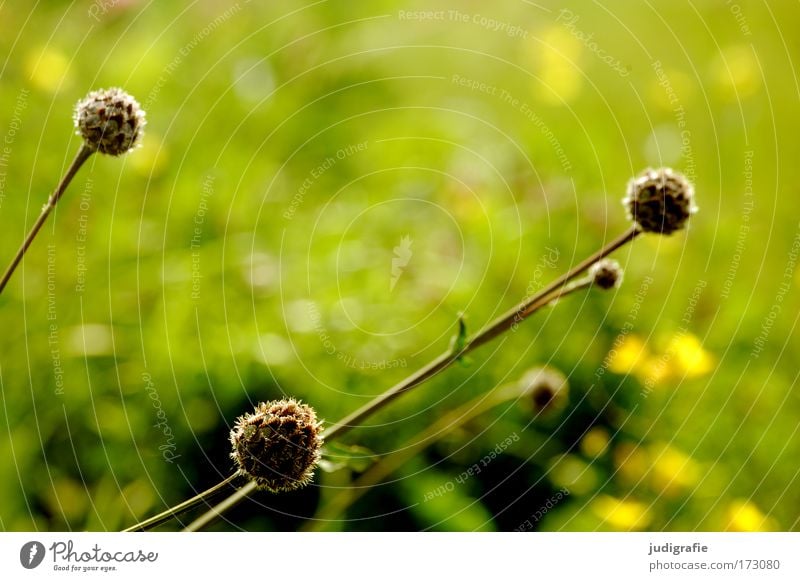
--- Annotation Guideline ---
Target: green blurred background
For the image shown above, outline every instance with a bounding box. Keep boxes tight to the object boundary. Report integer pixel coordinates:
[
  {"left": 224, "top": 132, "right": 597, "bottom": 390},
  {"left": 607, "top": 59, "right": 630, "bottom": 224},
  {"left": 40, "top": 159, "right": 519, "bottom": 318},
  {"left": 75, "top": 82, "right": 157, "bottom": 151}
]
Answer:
[{"left": 0, "top": 0, "right": 797, "bottom": 531}]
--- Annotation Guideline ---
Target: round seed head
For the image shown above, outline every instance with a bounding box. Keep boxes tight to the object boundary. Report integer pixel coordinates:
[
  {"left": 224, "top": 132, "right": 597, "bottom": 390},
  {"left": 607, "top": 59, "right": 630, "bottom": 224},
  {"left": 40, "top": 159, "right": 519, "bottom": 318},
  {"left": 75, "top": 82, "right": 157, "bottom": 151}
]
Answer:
[
  {"left": 229, "top": 399, "right": 323, "bottom": 492},
  {"left": 589, "top": 258, "right": 624, "bottom": 290},
  {"left": 520, "top": 367, "right": 569, "bottom": 415},
  {"left": 623, "top": 167, "right": 697, "bottom": 234},
  {"left": 74, "top": 88, "right": 145, "bottom": 155}
]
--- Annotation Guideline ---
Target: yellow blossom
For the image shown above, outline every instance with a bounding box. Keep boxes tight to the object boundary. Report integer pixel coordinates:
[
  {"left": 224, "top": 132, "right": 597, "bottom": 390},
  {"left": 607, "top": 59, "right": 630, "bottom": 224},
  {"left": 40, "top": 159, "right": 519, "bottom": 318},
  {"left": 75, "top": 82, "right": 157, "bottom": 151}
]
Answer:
[
  {"left": 613, "top": 442, "right": 649, "bottom": 485},
  {"left": 712, "top": 45, "right": 760, "bottom": 99},
  {"left": 591, "top": 495, "right": 652, "bottom": 530},
  {"left": 727, "top": 500, "right": 776, "bottom": 532},
  {"left": 26, "top": 47, "right": 72, "bottom": 93},
  {"left": 528, "top": 26, "right": 583, "bottom": 104},
  {"left": 608, "top": 334, "right": 649, "bottom": 374},
  {"left": 581, "top": 427, "right": 610, "bottom": 458},
  {"left": 670, "top": 333, "right": 714, "bottom": 376},
  {"left": 649, "top": 442, "right": 701, "bottom": 496}
]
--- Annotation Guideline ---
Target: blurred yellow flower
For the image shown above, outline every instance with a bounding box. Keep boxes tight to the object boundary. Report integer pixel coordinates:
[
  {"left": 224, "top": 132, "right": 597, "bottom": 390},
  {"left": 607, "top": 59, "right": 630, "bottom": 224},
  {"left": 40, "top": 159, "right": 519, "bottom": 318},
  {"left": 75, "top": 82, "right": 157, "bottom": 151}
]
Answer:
[
  {"left": 591, "top": 495, "right": 652, "bottom": 530},
  {"left": 649, "top": 442, "right": 701, "bottom": 496},
  {"left": 672, "top": 333, "right": 714, "bottom": 376},
  {"left": 726, "top": 500, "right": 776, "bottom": 532},
  {"left": 639, "top": 355, "right": 671, "bottom": 386},
  {"left": 711, "top": 45, "right": 760, "bottom": 99},
  {"left": 581, "top": 427, "right": 610, "bottom": 458},
  {"left": 528, "top": 26, "right": 583, "bottom": 104},
  {"left": 547, "top": 454, "right": 598, "bottom": 495},
  {"left": 613, "top": 442, "right": 649, "bottom": 484},
  {"left": 608, "top": 334, "right": 648, "bottom": 374},
  {"left": 609, "top": 332, "right": 713, "bottom": 386},
  {"left": 26, "top": 47, "right": 72, "bottom": 93}
]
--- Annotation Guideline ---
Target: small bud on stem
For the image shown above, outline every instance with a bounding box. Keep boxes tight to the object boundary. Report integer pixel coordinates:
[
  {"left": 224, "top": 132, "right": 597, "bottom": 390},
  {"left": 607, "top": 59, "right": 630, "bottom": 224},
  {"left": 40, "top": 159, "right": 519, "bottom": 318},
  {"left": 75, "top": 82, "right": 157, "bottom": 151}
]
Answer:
[
  {"left": 74, "top": 88, "right": 145, "bottom": 155},
  {"left": 520, "top": 367, "right": 569, "bottom": 414},
  {"left": 0, "top": 88, "right": 145, "bottom": 296},
  {"left": 623, "top": 167, "right": 696, "bottom": 234},
  {"left": 230, "top": 399, "right": 323, "bottom": 492},
  {"left": 589, "top": 258, "right": 624, "bottom": 290}
]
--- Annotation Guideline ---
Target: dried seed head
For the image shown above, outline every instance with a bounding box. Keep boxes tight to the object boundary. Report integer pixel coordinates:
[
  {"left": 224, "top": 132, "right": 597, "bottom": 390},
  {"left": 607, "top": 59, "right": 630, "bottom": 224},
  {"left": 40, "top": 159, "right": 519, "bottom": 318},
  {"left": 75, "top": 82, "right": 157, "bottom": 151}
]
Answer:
[
  {"left": 74, "top": 88, "right": 145, "bottom": 155},
  {"left": 229, "top": 399, "right": 323, "bottom": 492},
  {"left": 589, "top": 258, "right": 624, "bottom": 290},
  {"left": 520, "top": 367, "right": 569, "bottom": 415},
  {"left": 623, "top": 167, "right": 697, "bottom": 234}
]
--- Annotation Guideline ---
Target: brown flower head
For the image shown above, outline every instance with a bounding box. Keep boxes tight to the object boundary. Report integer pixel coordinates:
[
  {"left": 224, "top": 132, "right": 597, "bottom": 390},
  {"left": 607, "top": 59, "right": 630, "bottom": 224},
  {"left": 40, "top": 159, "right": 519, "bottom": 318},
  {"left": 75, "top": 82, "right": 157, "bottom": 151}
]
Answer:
[
  {"left": 74, "top": 88, "right": 145, "bottom": 155},
  {"left": 520, "top": 366, "right": 569, "bottom": 415},
  {"left": 229, "top": 399, "right": 323, "bottom": 492},
  {"left": 623, "top": 167, "right": 696, "bottom": 234},
  {"left": 589, "top": 258, "right": 624, "bottom": 290}
]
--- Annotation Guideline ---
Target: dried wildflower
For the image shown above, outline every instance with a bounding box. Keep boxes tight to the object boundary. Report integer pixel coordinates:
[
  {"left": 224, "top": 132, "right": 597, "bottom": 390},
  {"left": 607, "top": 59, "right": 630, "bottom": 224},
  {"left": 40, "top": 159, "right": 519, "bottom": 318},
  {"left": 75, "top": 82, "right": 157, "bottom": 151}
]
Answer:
[
  {"left": 74, "top": 88, "right": 145, "bottom": 155},
  {"left": 589, "top": 258, "right": 623, "bottom": 290},
  {"left": 520, "top": 367, "right": 569, "bottom": 415},
  {"left": 623, "top": 167, "right": 696, "bottom": 234},
  {"left": 229, "top": 399, "right": 323, "bottom": 492}
]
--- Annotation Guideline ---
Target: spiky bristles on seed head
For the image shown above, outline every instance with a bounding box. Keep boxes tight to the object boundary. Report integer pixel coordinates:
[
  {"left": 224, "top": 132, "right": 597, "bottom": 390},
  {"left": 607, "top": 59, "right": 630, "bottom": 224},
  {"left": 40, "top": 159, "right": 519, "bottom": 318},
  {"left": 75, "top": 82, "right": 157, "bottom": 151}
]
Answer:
[
  {"left": 623, "top": 167, "right": 697, "bottom": 234},
  {"left": 519, "top": 367, "right": 569, "bottom": 415},
  {"left": 589, "top": 258, "right": 624, "bottom": 290},
  {"left": 229, "top": 398, "right": 323, "bottom": 492},
  {"left": 74, "top": 88, "right": 145, "bottom": 155}
]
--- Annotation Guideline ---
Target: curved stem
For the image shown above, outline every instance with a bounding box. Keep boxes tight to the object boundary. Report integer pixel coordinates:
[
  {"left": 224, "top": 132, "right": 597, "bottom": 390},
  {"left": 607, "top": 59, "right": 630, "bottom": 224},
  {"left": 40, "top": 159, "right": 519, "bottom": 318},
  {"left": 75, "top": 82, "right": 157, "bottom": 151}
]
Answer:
[
  {"left": 303, "top": 279, "right": 596, "bottom": 530},
  {"left": 158, "top": 226, "right": 640, "bottom": 532},
  {"left": 465, "top": 227, "right": 639, "bottom": 352},
  {"left": 123, "top": 473, "right": 240, "bottom": 532},
  {"left": 182, "top": 481, "right": 257, "bottom": 532},
  {"left": 303, "top": 381, "right": 522, "bottom": 531},
  {"left": 0, "top": 145, "right": 94, "bottom": 296},
  {"left": 183, "top": 247, "right": 626, "bottom": 531},
  {"left": 323, "top": 226, "right": 639, "bottom": 441}
]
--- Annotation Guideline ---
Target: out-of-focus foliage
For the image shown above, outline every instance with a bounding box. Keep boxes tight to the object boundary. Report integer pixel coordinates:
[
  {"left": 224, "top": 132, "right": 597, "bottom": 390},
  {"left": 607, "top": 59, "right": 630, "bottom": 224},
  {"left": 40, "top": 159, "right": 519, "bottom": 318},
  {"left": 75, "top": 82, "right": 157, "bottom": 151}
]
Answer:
[{"left": 0, "top": 0, "right": 797, "bottom": 531}]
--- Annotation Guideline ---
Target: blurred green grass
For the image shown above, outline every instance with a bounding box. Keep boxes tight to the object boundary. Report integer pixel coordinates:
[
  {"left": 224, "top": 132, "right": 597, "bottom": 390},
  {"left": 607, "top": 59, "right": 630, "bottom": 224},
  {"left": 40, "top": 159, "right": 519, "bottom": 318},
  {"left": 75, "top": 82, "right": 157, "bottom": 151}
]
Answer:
[{"left": 0, "top": 0, "right": 798, "bottom": 531}]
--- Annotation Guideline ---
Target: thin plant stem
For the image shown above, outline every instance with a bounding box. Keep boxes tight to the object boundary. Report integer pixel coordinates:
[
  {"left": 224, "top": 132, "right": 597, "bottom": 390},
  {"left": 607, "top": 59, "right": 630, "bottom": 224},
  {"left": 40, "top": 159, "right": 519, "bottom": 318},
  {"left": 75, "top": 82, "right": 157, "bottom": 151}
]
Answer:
[
  {"left": 323, "top": 226, "right": 639, "bottom": 441},
  {"left": 182, "top": 481, "right": 257, "bottom": 532},
  {"left": 302, "top": 381, "right": 524, "bottom": 531},
  {"left": 181, "top": 250, "right": 627, "bottom": 532},
  {"left": 455, "top": 227, "right": 639, "bottom": 352},
  {"left": 122, "top": 473, "right": 240, "bottom": 532},
  {"left": 135, "top": 226, "right": 639, "bottom": 532},
  {"left": 0, "top": 145, "right": 94, "bottom": 295}
]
